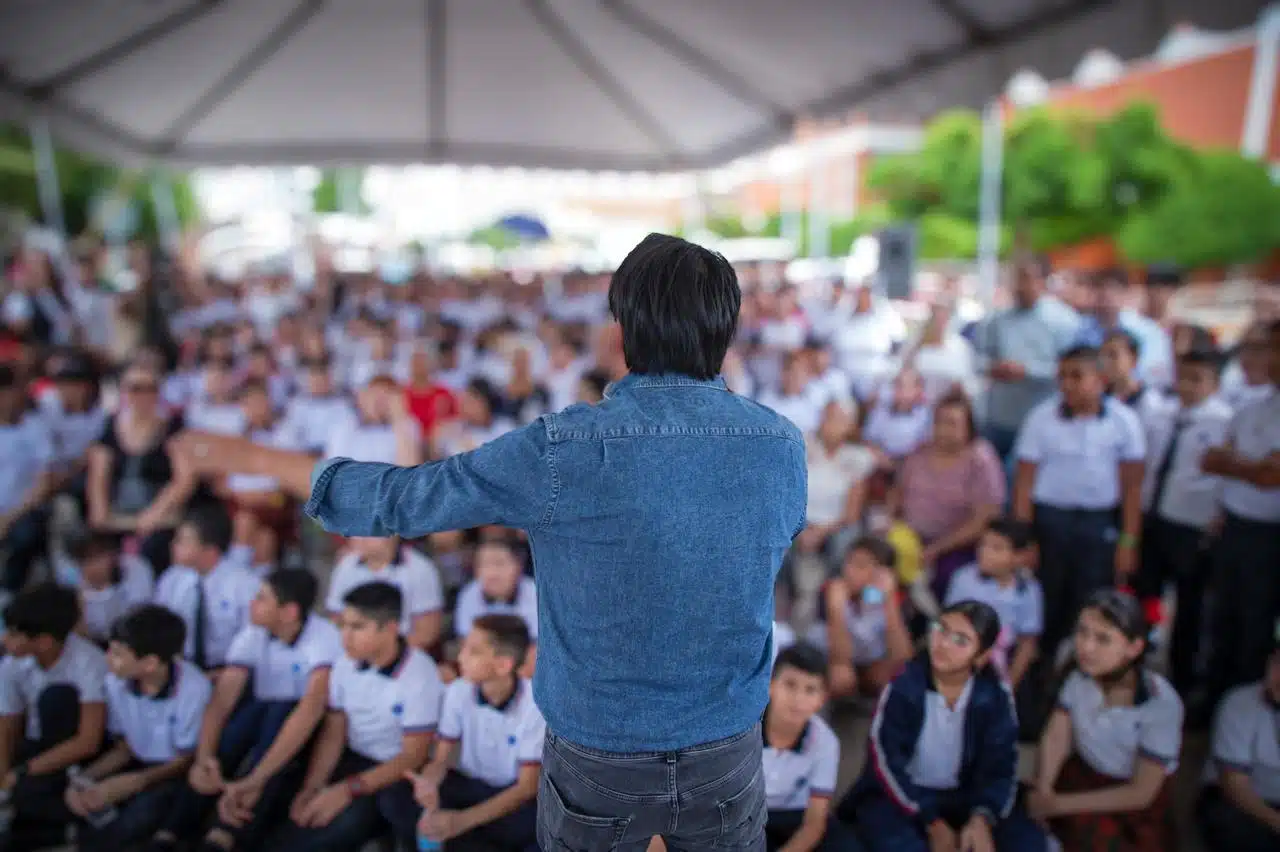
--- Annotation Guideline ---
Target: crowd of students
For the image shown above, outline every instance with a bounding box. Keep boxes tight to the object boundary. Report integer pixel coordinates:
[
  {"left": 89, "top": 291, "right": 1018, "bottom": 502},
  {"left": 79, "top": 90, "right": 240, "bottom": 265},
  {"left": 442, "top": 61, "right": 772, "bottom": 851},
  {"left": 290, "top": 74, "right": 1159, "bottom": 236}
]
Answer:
[{"left": 0, "top": 235, "right": 1278, "bottom": 852}]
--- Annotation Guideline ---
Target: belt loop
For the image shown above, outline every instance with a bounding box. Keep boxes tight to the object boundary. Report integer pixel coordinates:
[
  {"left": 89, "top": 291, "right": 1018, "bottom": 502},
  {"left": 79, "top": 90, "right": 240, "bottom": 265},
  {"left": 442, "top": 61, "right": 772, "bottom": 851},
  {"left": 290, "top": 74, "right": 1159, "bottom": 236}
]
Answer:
[{"left": 665, "top": 753, "right": 677, "bottom": 765}]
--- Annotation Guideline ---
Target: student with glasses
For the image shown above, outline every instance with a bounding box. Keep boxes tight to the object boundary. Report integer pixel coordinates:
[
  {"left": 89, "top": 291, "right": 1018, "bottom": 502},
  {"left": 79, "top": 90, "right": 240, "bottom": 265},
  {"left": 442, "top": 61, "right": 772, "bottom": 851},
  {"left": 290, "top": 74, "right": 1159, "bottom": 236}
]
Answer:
[{"left": 838, "top": 600, "right": 1047, "bottom": 851}]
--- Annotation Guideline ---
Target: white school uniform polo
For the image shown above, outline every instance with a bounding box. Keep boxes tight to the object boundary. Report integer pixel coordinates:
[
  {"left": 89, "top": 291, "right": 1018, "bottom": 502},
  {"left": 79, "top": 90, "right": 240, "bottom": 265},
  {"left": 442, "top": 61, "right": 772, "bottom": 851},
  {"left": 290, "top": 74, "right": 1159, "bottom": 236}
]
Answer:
[
  {"left": 453, "top": 577, "right": 539, "bottom": 640},
  {"left": 1220, "top": 392, "right": 1280, "bottom": 523},
  {"left": 329, "top": 645, "right": 444, "bottom": 762},
  {"left": 225, "top": 425, "right": 301, "bottom": 494},
  {"left": 106, "top": 659, "right": 212, "bottom": 763},
  {"left": 762, "top": 714, "right": 840, "bottom": 810},
  {"left": 905, "top": 678, "right": 974, "bottom": 791},
  {"left": 323, "top": 412, "right": 406, "bottom": 465},
  {"left": 864, "top": 403, "right": 932, "bottom": 459},
  {"left": 38, "top": 401, "right": 108, "bottom": 467},
  {"left": 153, "top": 556, "right": 261, "bottom": 667},
  {"left": 438, "top": 677, "right": 546, "bottom": 789},
  {"left": 1205, "top": 682, "right": 1280, "bottom": 804},
  {"left": 944, "top": 565, "right": 1043, "bottom": 672},
  {"left": 0, "top": 413, "right": 54, "bottom": 516},
  {"left": 1015, "top": 396, "right": 1146, "bottom": 510},
  {"left": 225, "top": 615, "right": 342, "bottom": 702},
  {"left": 1140, "top": 395, "right": 1233, "bottom": 530},
  {"left": 803, "top": 597, "right": 888, "bottom": 665},
  {"left": 326, "top": 548, "right": 444, "bottom": 637},
  {"left": 52, "top": 552, "right": 155, "bottom": 644},
  {"left": 281, "top": 395, "right": 357, "bottom": 455},
  {"left": 1058, "top": 669, "right": 1183, "bottom": 779},
  {"left": 0, "top": 633, "right": 108, "bottom": 740}
]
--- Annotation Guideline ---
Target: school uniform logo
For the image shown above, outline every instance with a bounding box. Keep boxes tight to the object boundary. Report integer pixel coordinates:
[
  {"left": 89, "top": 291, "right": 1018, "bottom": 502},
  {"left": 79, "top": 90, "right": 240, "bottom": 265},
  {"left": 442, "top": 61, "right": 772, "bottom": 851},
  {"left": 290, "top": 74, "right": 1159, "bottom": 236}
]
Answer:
[
  {"left": 392, "top": 703, "right": 404, "bottom": 716},
  {"left": 507, "top": 735, "right": 517, "bottom": 746}
]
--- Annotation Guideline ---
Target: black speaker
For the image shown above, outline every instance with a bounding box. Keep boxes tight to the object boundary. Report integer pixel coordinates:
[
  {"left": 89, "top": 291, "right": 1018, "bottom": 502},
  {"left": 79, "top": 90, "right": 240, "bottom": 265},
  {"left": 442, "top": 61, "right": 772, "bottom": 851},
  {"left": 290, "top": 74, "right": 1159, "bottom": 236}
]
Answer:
[{"left": 878, "top": 225, "right": 917, "bottom": 301}]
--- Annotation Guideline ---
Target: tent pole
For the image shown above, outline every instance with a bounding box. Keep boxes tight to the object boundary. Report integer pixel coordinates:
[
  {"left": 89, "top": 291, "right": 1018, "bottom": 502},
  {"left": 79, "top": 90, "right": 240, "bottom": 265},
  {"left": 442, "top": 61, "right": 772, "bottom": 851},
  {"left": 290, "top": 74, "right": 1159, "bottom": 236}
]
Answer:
[
  {"left": 977, "top": 99, "right": 1004, "bottom": 309},
  {"left": 29, "top": 117, "right": 66, "bottom": 239}
]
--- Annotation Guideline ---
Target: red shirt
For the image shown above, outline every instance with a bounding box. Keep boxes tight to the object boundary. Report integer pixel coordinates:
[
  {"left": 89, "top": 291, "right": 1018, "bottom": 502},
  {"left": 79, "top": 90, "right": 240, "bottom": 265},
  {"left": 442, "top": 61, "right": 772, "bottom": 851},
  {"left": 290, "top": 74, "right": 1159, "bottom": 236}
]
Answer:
[{"left": 405, "top": 384, "right": 458, "bottom": 435}]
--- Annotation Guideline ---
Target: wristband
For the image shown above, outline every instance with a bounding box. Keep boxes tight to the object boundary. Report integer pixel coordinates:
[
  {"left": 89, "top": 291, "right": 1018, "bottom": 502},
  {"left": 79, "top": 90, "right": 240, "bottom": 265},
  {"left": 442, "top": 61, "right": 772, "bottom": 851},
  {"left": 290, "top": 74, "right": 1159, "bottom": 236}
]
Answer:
[
  {"left": 1118, "top": 532, "right": 1137, "bottom": 549},
  {"left": 345, "top": 775, "right": 368, "bottom": 797}
]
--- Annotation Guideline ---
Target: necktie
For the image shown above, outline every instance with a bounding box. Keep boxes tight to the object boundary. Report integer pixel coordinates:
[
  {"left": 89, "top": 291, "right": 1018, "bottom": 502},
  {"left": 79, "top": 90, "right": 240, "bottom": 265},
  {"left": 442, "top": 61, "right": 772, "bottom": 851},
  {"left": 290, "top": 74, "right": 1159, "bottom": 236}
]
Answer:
[
  {"left": 193, "top": 578, "right": 208, "bottom": 669},
  {"left": 1150, "top": 415, "right": 1189, "bottom": 514}
]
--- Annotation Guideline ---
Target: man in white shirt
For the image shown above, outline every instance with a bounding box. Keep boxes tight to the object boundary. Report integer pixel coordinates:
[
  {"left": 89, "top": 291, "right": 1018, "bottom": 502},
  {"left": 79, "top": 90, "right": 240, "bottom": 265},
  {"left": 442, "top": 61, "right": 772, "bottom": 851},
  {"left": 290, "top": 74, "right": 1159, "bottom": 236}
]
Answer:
[
  {"left": 409, "top": 614, "right": 544, "bottom": 851},
  {"left": 1134, "top": 346, "right": 1232, "bottom": 696},
  {"left": 277, "top": 582, "right": 441, "bottom": 852},
  {"left": 1202, "top": 320, "right": 1280, "bottom": 707}
]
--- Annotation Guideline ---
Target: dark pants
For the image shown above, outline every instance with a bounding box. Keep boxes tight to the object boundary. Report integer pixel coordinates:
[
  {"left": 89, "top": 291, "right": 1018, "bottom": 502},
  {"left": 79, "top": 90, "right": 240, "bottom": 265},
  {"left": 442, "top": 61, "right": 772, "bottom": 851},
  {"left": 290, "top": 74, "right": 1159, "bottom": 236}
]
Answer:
[
  {"left": 76, "top": 763, "right": 182, "bottom": 852},
  {"left": 275, "top": 750, "right": 418, "bottom": 852},
  {"left": 764, "top": 808, "right": 863, "bottom": 851},
  {"left": 1206, "top": 513, "right": 1280, "bottom": 707},
  {"left": 1134, "top": 515, "right": 1210, "bottom": 694},
  {"left": 435, "top": 770, "right": 537, "bottom": 851},
  {"left": 8, "top": 685, "right": 82, "bottom": 850},
  {"left": 930, "top": 546, "right": 975, "bottom": 604},
  {"left": 1197, "top": 786, "right": 1280, "bottom": 852},
  {"left": 841, "top": 787, "right": 1046, "bottom": 852},
  {"left": 1032, "top": 505, "right": 1117, "bottom": 661},
  {"left": 159, "top": 697, "right": 297, "bottom": 849},
  {"left": 1, "top": 508, "right": 48, "bottom": 592},
  {"left": 538, "top": 724, "right": 765, "bottom": 851}
]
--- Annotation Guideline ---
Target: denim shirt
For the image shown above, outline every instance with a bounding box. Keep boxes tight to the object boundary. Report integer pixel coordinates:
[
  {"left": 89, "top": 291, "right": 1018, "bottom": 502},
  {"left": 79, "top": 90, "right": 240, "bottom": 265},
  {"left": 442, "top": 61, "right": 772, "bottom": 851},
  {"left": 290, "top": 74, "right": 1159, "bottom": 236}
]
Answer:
[{"left": 306, "top": 373, "right": 807, "bottom": 752}]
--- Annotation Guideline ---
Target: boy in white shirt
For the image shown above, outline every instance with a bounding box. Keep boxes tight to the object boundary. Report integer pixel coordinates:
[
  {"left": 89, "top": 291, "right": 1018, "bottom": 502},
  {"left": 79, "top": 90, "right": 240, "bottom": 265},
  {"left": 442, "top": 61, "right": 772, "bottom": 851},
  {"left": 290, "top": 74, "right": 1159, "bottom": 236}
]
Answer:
[
  {"left": 66, "top": 605, "right": 212, "bottom": 852},
  {"left": 327, "top": 537, "right": 444, "bottom": 652},
  {"left": 409, "top": 614, "right": 544, "bottom": 852},
  {"left": 0, "top": 584, "right": 108, "bottom": 850},
  {"left": 53, "top": 531, "right": 154, "bottom": 645},
  {"left": 277, "top": 582, "right": 441, "bottom": 852},
  {"left": 148, "top": 569, "right": 341, "bottom": 852},
  {"left": 452, "top": 539, "right": 539, "bottom": 676},
  {"left": 153, "top": 506, "right": 260, "bottom": 671}
]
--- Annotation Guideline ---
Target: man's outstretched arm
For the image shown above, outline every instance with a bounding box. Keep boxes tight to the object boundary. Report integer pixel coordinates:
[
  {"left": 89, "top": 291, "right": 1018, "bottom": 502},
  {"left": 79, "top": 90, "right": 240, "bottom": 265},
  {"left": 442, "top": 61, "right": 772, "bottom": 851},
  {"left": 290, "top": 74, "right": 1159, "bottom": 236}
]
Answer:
[{"left": 173, "top": 421, "right": 556, "bottom": 539}]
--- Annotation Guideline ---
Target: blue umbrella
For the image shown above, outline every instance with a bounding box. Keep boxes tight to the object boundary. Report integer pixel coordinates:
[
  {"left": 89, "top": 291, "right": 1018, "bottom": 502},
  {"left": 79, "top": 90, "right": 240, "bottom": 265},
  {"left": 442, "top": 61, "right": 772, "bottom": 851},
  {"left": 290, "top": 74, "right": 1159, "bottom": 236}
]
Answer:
[{"left": 496, "top": 214, "right": 550, "bottom": 242}]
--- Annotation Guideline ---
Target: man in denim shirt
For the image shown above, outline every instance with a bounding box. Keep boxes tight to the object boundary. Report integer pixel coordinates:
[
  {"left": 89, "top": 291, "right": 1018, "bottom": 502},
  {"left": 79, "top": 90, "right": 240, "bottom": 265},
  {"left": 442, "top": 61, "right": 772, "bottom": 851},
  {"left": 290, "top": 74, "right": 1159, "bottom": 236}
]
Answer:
[{"left": 177, "top": 234, "right": 807, "bottom": 851}]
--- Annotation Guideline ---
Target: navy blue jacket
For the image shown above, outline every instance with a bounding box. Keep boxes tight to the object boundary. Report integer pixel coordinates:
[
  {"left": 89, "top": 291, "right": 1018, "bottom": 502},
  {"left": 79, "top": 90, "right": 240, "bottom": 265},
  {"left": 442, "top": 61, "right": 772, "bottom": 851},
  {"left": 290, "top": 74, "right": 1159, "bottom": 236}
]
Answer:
[{"left": 853, "top": 656, "right": 1019, "bottom": 825}]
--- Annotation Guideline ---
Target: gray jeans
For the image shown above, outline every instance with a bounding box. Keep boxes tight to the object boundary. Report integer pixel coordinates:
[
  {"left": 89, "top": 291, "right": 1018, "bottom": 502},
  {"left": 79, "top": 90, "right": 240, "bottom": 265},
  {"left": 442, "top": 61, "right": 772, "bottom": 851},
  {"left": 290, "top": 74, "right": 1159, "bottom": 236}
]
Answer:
[{"left": 537, "top": 724, "right": 766, "bottom": 851}]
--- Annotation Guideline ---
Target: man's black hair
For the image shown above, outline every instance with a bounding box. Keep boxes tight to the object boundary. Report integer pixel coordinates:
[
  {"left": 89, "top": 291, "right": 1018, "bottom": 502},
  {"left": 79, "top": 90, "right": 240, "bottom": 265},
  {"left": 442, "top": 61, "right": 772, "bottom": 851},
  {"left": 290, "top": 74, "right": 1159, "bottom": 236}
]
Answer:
[
  {"left": 608, "top": 233, "right": 740, "bottom": 379},
  {"left": 65, "top": 530, "right": 124, "bottom": 562},
  {"left": 110, "top": 604, "right": 187, "bottom": 661},
  {"left": 181, "top": 504, "right": 234, "bottom": 554},
  {"left": 1178, "top": 343, "right": 1225, "bottom": 375},
  {"left": 0, "top": 365, "right": 17, "bottom": 389},
  {"left": 264, "top": 568, "right": 319, "bottom": 617},
  {"left": 471, "top": 613, "right": 532, "bottom": 667},
  {"left": 848, "top": 535, "right": 897, "bottom": 571},
  {"left": 2, "top": 582, "right": 81, "bottom": 642},
  {"left": 773, "top": 642, "right": 827, "bottom": 681},
  {"left": 580, "top": 369, "right": 610, "bottom": 400},
  {"left": 1102, "top": 328, "right": 1142, "bottom": 359},
  {"left": 985, "top": 517, "right": 1033, "bottom": 551},
  {"left": 1059, "top": 344, "right": 1102, "bottom": 367},
  {"left": 342, "top": 581, "right": 403, "bottom": 626},
  {"left": 1146, "top": 264, "right": 1183, "bottom": 289}
]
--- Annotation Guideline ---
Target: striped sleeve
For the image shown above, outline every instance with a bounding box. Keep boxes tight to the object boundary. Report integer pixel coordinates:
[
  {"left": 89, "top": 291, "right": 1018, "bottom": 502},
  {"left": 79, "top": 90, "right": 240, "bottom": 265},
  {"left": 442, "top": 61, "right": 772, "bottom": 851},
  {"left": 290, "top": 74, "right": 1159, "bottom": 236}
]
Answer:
[{"left": 867, "top": 679, "right": 936, "bottom": 821}]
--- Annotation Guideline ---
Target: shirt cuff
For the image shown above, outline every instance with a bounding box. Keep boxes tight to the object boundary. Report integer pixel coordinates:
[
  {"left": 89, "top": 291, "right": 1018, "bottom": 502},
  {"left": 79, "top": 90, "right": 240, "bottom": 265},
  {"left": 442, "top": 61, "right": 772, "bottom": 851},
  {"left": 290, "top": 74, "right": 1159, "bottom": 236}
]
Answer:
[{"left": 304, "top": 457, "right": 347, "bottom": 520}]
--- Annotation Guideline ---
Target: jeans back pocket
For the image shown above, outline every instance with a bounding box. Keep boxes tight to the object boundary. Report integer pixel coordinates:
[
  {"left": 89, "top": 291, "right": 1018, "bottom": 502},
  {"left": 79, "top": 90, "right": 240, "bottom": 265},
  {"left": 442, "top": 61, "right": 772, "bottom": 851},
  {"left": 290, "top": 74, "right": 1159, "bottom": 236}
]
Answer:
[{"left": 538, "top": 768, "right": 633, "bottom": 852}]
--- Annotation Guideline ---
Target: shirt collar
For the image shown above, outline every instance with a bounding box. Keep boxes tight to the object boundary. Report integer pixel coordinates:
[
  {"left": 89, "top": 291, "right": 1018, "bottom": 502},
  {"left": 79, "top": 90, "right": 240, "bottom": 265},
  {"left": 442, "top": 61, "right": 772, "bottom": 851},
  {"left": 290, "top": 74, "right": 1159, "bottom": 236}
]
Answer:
[
  {"left": 604, "top": 373, "right": 727, "bottom": 398},
  {"left": 275, "top": 616, "right": 311, "bottom": 649},
  {"left": 475, "top": 677, "right": 520, "bottom": 713},
  {"left": 129, "top": 662, "right": 179, "bottom": 700},
  {"left": 358, "top": 638, "right": 408, "bottom": 677},
  {"left": 482, "top": 583, "right": 520, "bottom": 607},
  {"left": 761, "top": 705, "right": 809, "bottom": 753},
  {"left": 1058, "top": 397, "right": 1108, "bottom": 420}
]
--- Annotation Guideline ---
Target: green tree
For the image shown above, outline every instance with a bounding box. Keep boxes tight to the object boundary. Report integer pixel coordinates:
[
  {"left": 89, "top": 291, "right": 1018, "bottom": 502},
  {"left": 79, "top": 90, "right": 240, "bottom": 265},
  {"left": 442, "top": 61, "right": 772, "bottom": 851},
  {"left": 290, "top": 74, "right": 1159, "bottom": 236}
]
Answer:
[
  {"left": 311, "top": 168, "right": 369, "bottom": 214},
  {"left": 866, "top": 109, "right": 983, "bottom": 220}
]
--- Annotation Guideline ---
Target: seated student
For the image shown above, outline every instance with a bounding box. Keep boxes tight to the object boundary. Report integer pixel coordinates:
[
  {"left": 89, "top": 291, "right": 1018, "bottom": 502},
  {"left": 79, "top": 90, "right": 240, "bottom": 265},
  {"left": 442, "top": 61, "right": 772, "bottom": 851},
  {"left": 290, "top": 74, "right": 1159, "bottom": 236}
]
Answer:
[
  {"left": 943, "top": 518, "right": 1042, "bottom": 689},
  {"left": 816, "top": 536, "right": 913, "bottom": 699},
  {"left": 1028, "top": 590, "right": 1183, "bottom": 852},
  {"left": 153, "top": 506, "right": 260, "bottom": 671},
  {"left": 53, "top": 531, "right": 154, "bottom": 645},
  {"left": 66, "top": 605, "right": 213, "bottom": 852},
  {"left": 408, "top": 614, "right": 544, "bottom": 852},
  {"left": 761, "top": 644, "right": 863, "bottom": 852},
  {"left": 452, "top": 539, "right": 538, "bottom": 676},
  {"left": 278, "top": 581, "right": 441, "bottom": 852},
  {"left": 326, "top": 536, "right": 444, "bottom": 652},
  {"left": 0, "top": 584, "right": 108, "bottom": 850},
  {"left": 1196, "top": 634, "right": 1280, "bottom": 851},
  {"left": 148, "top": 568, "right": 341, "bottom": 852},
  {"left": 838, "top": 601, "right": 1047, "bottom": 852}
]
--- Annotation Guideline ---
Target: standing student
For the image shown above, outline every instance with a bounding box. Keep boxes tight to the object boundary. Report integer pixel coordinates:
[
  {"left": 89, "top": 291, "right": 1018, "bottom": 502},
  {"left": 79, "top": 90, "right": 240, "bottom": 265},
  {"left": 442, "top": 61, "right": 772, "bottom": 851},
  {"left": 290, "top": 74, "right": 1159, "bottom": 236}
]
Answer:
[
  {"left": 277, "top": 582, "right": 441, "bottom": 852},
  {"left": 1201, "top": 320, "right": 1280, "bottom": 706},
  {"left": 1198, "top": 634, "right": 1280, "bottom": 850},
  {"left": 943, "top": 518, "right": 1042, "bottom": 689},
  {"left": 66, "top": 605, "right": 213, "bottom": 852},
  {"left": 819, "top": 537, "right": 914, "bottom": 700},
  {"left": 0, "top": 584, "right": 108, "bottom": 851},
  {"left": 760, "top": 644, "right": 863, "bottom": 852},
  {"left": 1135, "top": 345, "right": 1231, "bottom": 697},
  {"left": 1013, "top": 345, "right": 1145, "bottom": 668},
  {"left": 839, "top": 601, "right": 1046, "bottom": 852},
  {"left": 326, "top": 537, "right": 444, "bottom": 652},
  {"left": 148, "top": 569, "right": 341, "bottom": 852},
  {"left": 408, "top": 614, "right": 544, "bottom": 851},
  {"left": 1100, "top": 330, "right": 1163, "bottom": 426},
  {"left": 1028, "top": 590, "right": 1183, "bottom": 852},
  {"left": 153, "top": 506, "right": 260, "bottom": 671}
]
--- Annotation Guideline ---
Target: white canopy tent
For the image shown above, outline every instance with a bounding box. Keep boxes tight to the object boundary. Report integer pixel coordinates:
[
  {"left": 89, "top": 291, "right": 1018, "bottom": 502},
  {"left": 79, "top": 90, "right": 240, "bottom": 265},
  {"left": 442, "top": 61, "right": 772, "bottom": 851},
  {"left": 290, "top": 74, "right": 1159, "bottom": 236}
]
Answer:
[{"left": 0, "top": 0, "right": 1269, "bottom": 171}]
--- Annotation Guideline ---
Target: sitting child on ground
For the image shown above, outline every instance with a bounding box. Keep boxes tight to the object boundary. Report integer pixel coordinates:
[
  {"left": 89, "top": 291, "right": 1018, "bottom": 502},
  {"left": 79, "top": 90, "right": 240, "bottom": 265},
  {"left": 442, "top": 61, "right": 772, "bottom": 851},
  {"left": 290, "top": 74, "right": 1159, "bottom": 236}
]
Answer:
[
  {"left": 53, "top": 532, "right": 154, "bottom": 645},
  {"left": 326, "top": 537, "right": 444, "bottom": 652}
]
